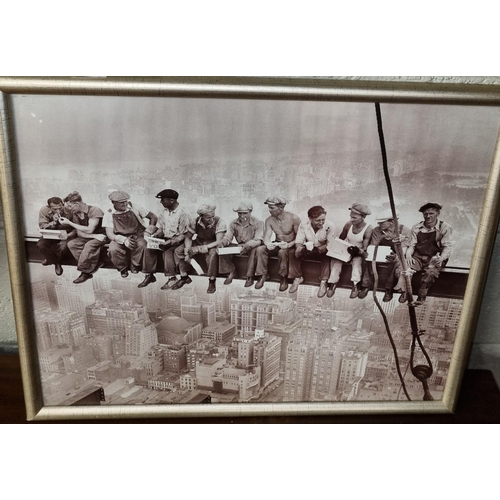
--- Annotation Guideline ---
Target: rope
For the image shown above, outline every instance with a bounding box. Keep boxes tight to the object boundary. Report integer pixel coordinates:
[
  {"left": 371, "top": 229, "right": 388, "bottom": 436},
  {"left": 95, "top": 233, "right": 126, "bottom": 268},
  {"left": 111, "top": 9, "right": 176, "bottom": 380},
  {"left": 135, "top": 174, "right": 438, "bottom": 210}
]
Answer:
[
  {"left": 374, "top": 103, "right": 434, "bottom": 401},
  {"left": 371, "top": 244, "right": 411, "bottom": 400}
]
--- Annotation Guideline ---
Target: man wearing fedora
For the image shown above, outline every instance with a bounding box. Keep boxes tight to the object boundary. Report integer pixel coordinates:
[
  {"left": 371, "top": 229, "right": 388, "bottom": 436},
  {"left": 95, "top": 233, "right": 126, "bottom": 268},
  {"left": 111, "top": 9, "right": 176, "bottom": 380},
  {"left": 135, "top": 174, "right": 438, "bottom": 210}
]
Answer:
[
  {"left": 294, "top": 205, "right": 337, "bottom": 298},
  {"left": 217, "top": 202, "right": 264, "bottom": 287},
  {"left": 254, "top": 196, "right": 301, "bottom": 292},
  {"left": 142, "top": 188, "right": 191, "bottom": 291},
  {"left": 357, "top": 209, "right": 412, "bottom": 301},
  {"left": 396, "top": 202, "right": 453, "bottom": 304},
  {"left": 174, "top": 204, "right": 233, "bottom": 294},
  {"left": 102, "top": 190, "right": 158, "bottom": 285},
  {"left": 328, "top": 203, "right": 373, "bottom": 299}
]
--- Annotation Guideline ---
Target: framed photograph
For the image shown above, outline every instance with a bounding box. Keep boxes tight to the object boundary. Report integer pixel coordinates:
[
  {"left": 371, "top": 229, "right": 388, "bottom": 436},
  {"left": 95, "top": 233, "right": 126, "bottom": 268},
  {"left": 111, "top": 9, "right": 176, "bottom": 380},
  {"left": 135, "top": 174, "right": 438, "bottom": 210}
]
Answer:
[{"left": 1, "top": 77, "right": 499, "bottom": 420}]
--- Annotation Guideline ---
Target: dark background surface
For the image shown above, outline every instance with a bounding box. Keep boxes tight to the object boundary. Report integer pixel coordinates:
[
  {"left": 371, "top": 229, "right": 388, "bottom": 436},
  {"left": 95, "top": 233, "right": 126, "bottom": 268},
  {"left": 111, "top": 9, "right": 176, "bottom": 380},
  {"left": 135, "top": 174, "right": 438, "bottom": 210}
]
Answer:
[{"left": 1, "top": 354, "right": 499, "bottom": 424}]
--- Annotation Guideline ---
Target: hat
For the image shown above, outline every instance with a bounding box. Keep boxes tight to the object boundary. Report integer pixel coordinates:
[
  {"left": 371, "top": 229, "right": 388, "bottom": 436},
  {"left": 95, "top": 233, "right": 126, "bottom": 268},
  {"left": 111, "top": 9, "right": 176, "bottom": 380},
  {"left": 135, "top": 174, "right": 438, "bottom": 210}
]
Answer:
[
  {"left": 419, "top": 202, "right": 442, "bottom": 213},
  {"left": 349, "top": 203, "right": 371, "bottom": 216},
  {"left": 108, "top": 190, "right": 130, "bottom": 202},
  {"left": 233, "top": 202, "right": 253, "bottom": 212},
  {"left": 197, "top": 204, "right": 216, "bottom": 215},
  {"left": 156, "top": 189, "right": 179, "bottom": 200},
  {"left": 376, "top": 209, "right": 398, "bottom": 223},
  {"left": 264, "top": 196, "right": 287, "bottom": 205}
]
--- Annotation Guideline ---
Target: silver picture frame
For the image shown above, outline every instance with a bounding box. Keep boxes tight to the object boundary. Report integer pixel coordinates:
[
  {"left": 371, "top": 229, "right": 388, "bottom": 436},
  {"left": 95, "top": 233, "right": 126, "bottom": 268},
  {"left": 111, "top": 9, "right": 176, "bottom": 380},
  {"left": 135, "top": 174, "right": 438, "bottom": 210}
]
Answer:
[{"left": 1, "top": 76, "right": 499, "bottom": 420}]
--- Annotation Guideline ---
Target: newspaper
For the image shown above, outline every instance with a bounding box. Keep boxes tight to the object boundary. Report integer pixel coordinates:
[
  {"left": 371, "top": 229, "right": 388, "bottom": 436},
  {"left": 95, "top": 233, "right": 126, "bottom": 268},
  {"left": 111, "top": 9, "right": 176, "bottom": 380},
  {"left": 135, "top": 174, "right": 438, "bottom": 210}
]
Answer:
[
  {"left": 146, "top": 237, "right": 165, "bottom": 250},
  {"left": 366, "top": 245, "right": 393, "bottom": 262},
  {"left": 326, "top": 238, "right": 352, "bottom": 262}
]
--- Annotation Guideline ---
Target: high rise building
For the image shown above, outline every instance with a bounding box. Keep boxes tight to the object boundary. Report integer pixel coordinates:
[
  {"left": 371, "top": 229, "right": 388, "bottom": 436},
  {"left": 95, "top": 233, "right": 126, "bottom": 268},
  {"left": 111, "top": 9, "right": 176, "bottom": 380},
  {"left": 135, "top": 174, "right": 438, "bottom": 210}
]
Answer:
[
  {"left": 206, "top": 287, "right": 231, "bottom": 315},
  {"left": 109, "top": 279, "right": 143, "bottom": 305},
  {"left": 230, "top": 292, "right": 297, "bottom": 334},
  {"left": 426, "top": 298, "right": 463, "bottom": 329},
  {"left": 253, "top": 333, "right": 281, "bottom": 388},
  {"left": 236, "top": 337, "right": 255, "bottom": 368},
  {"left": 163, "top": 346, "right": 187, "bottom": 373},
  {"left": 29, "top": 265, "right": 60, "bottom": 310},
  {"left": 85, "top": 301, "right": 147, "bottom": 336},
  {"left": 296, "top": 285, "right": 316, "bottom": 312},
  {"left": 196, "top": 358, "right": 226, "bottom": 389},
  {"left": 262, "top": 319, "right": 302, "bottom": 368},
  {"left": 55, "top": 277, "right": 96, "bottom": 327},
  {"left": 141, "top": 284, "right": 161, "bottom": 314},
  {"left": 181, "top": 295, "right": 216, "bottom": 327},
  {"left": 374, "top": 298, "right": 398, "bottom": 317},
  {"left": 337, "top": 351, "right": 368, "bottom": 391},
  {"left": 125, "top": 318, "right": 158, "bottom": 356},
  {"left": 63, "top": 347, "right": 96, "bottom": 374},
  {"left": 201, "top": 322, "right": 236, "bottom": 344},
  {"left": 309, "top": 342, "right": 341, "bottom": 401},
  {"left": 87, "top": 335, "right": 114, "bottom": 362},
  {"left": 186, "top": 341, "right": 215, "bottom": 370},
  {"left": 34, "top": 307, "right": 53, "bottom": 351},
  {"left": 39, "top": 345, "right": 73, "bottom": 373},
  {"left": 34, "top": 309, "right": 86, "bottom": 348},
  {"left": 32, "top": 281, "right": 51, "bottom": 310},
  {"left": 283, "top": 341, "right": 314, "bottom": 401},
  {"left": 298, "top": 306, "right": 339, "bottom": 347}
]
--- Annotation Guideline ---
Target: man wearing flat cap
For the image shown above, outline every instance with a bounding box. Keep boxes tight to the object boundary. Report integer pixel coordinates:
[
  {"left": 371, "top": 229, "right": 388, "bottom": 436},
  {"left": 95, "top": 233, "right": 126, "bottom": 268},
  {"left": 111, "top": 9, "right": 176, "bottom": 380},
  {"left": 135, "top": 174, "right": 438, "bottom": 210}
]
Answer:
[
  {"left": 254, "top": 196, "right": 301, "bottom": 291},
  {"left": 218, "top": 202, "right": 264, "bottom": 287},
  {"left": 395, "top": 202, "right": 453, "bottom": 304},
  {"left": 58, "top": 191, "right": 108, "bottom": 284},
  {"left": 102, "top": 190, "right": 158, "bottom": 286},
  {"left": 173, "top": 204, "right": 233, "bottom": 293},
  {"left": 357, "top": 209, "right": 412, "bottom": 302},
  {"left": 36, "top": 196, "right": 76, "bottom": 276},
  {"left": 293, "top": 206, "right": 338, "bottom": 297},
  {"left": 328, "top": 203, "right": 373, "bottom": 299},
  {"left": 142, "top": 188, "right": 191, "bottom": 290}
]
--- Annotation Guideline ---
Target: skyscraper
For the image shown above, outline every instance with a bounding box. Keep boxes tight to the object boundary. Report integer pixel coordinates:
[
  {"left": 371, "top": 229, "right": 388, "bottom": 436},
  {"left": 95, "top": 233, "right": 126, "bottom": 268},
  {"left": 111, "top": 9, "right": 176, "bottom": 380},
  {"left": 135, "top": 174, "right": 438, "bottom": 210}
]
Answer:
[
  {"left": 253, "top": 333, "right": 281, "bottom": 388},
  {"left": 283, "top": 341, "right": 314, "bottom": 401},
  {"left": 125, "top": 319, "right": 158, "bottom": 356},
  {"left": 337, "top": 351, "right": 368, "bottom": 392},
  {"left": 230, "top": 292, "right": 297, "bottom": 334},
  {"left": 309, "top": 341, "right": 340, "bottom": 401}
]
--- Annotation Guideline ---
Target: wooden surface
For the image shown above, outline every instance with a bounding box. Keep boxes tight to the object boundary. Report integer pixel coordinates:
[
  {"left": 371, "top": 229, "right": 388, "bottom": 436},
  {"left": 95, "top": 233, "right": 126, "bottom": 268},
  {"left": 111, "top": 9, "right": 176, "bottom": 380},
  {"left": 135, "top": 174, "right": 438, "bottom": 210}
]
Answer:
[{"left": 1, "top": 354, "right": 499, "bottom": 423}]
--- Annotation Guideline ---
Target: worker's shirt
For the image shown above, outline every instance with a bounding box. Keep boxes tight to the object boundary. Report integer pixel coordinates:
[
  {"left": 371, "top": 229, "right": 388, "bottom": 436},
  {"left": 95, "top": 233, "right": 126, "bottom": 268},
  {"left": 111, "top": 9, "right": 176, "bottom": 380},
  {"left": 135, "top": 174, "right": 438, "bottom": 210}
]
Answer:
[
  {"left": 409, "top": 220, "right": 453, "bottom": 261},
  {"left": 221, "top": 216, "right": 264, "bottom": 247},
  {"left": 295, "top": 219, "right": 337, "bottom": 247},
  {"left": 156, "top": 205, "right": 191, "bottom": 240}
]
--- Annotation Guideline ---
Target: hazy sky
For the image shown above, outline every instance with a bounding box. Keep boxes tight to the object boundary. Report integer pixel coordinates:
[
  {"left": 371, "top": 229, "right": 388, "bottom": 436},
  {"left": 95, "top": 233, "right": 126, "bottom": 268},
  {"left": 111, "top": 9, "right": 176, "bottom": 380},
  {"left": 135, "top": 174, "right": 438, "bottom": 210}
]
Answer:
[{"left": 11, "top": 94, "right": 500, "bottom": 173}]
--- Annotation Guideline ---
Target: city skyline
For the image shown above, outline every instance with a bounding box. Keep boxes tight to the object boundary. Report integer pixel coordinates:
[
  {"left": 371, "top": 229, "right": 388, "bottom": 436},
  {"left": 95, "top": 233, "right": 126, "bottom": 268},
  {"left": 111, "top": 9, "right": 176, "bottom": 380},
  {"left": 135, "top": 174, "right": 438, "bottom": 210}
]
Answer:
[{"left": 31, "top": 265, "right": 458, "bottom": 405}]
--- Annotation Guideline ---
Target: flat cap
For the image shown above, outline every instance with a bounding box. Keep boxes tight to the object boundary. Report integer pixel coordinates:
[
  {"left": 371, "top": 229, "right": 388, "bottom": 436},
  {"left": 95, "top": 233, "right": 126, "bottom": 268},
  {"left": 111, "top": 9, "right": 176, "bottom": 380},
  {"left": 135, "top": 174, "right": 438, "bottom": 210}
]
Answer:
[
  {"left": 197, "top": 204, "right": 216, "bottom": 215},
  {"left": 156, "top": 189, "right": 179, "bottom": 200},
  {"left": 108, "top": 190, "right": 130, "bottom": 202},
  {"left": 419, "top": 202, "right": 442, "bottom": 212},
  {"left": 349, "top": 203, "right": 371, "bottom": 216},
  {"left": 376, "top": 209, "right": 398, "bottom": 223},
  {"left": 264, "top": 196, "right": 287, "bottom": 205},
  {"left": 233, "top": 202, "right": 253, "bottom": 212}
]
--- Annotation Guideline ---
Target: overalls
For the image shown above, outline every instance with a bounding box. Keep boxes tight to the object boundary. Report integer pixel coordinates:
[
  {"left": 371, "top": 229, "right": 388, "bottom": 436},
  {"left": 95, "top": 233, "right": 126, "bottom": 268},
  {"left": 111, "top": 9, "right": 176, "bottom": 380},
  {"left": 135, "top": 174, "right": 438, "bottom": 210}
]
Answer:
[
  {"left": 108, "top": 211, "right": 147, "bottom": 272},
  {"left": 412, "top": 229, "right": 443, "bottom": 297},
  {"left": 176, "top": 217, "right": 233, "bottom": 277}
]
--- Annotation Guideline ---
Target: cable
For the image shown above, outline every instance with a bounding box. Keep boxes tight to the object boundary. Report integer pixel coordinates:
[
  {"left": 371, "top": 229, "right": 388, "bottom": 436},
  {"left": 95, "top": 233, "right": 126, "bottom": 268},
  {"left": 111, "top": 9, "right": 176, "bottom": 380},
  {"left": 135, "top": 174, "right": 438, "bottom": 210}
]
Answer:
[
  {"left": 374, "top": 102, "right": 434, "bottom": 401},
  {"left": 371, "top": 244, "right": 411, "bottom": 400}
]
